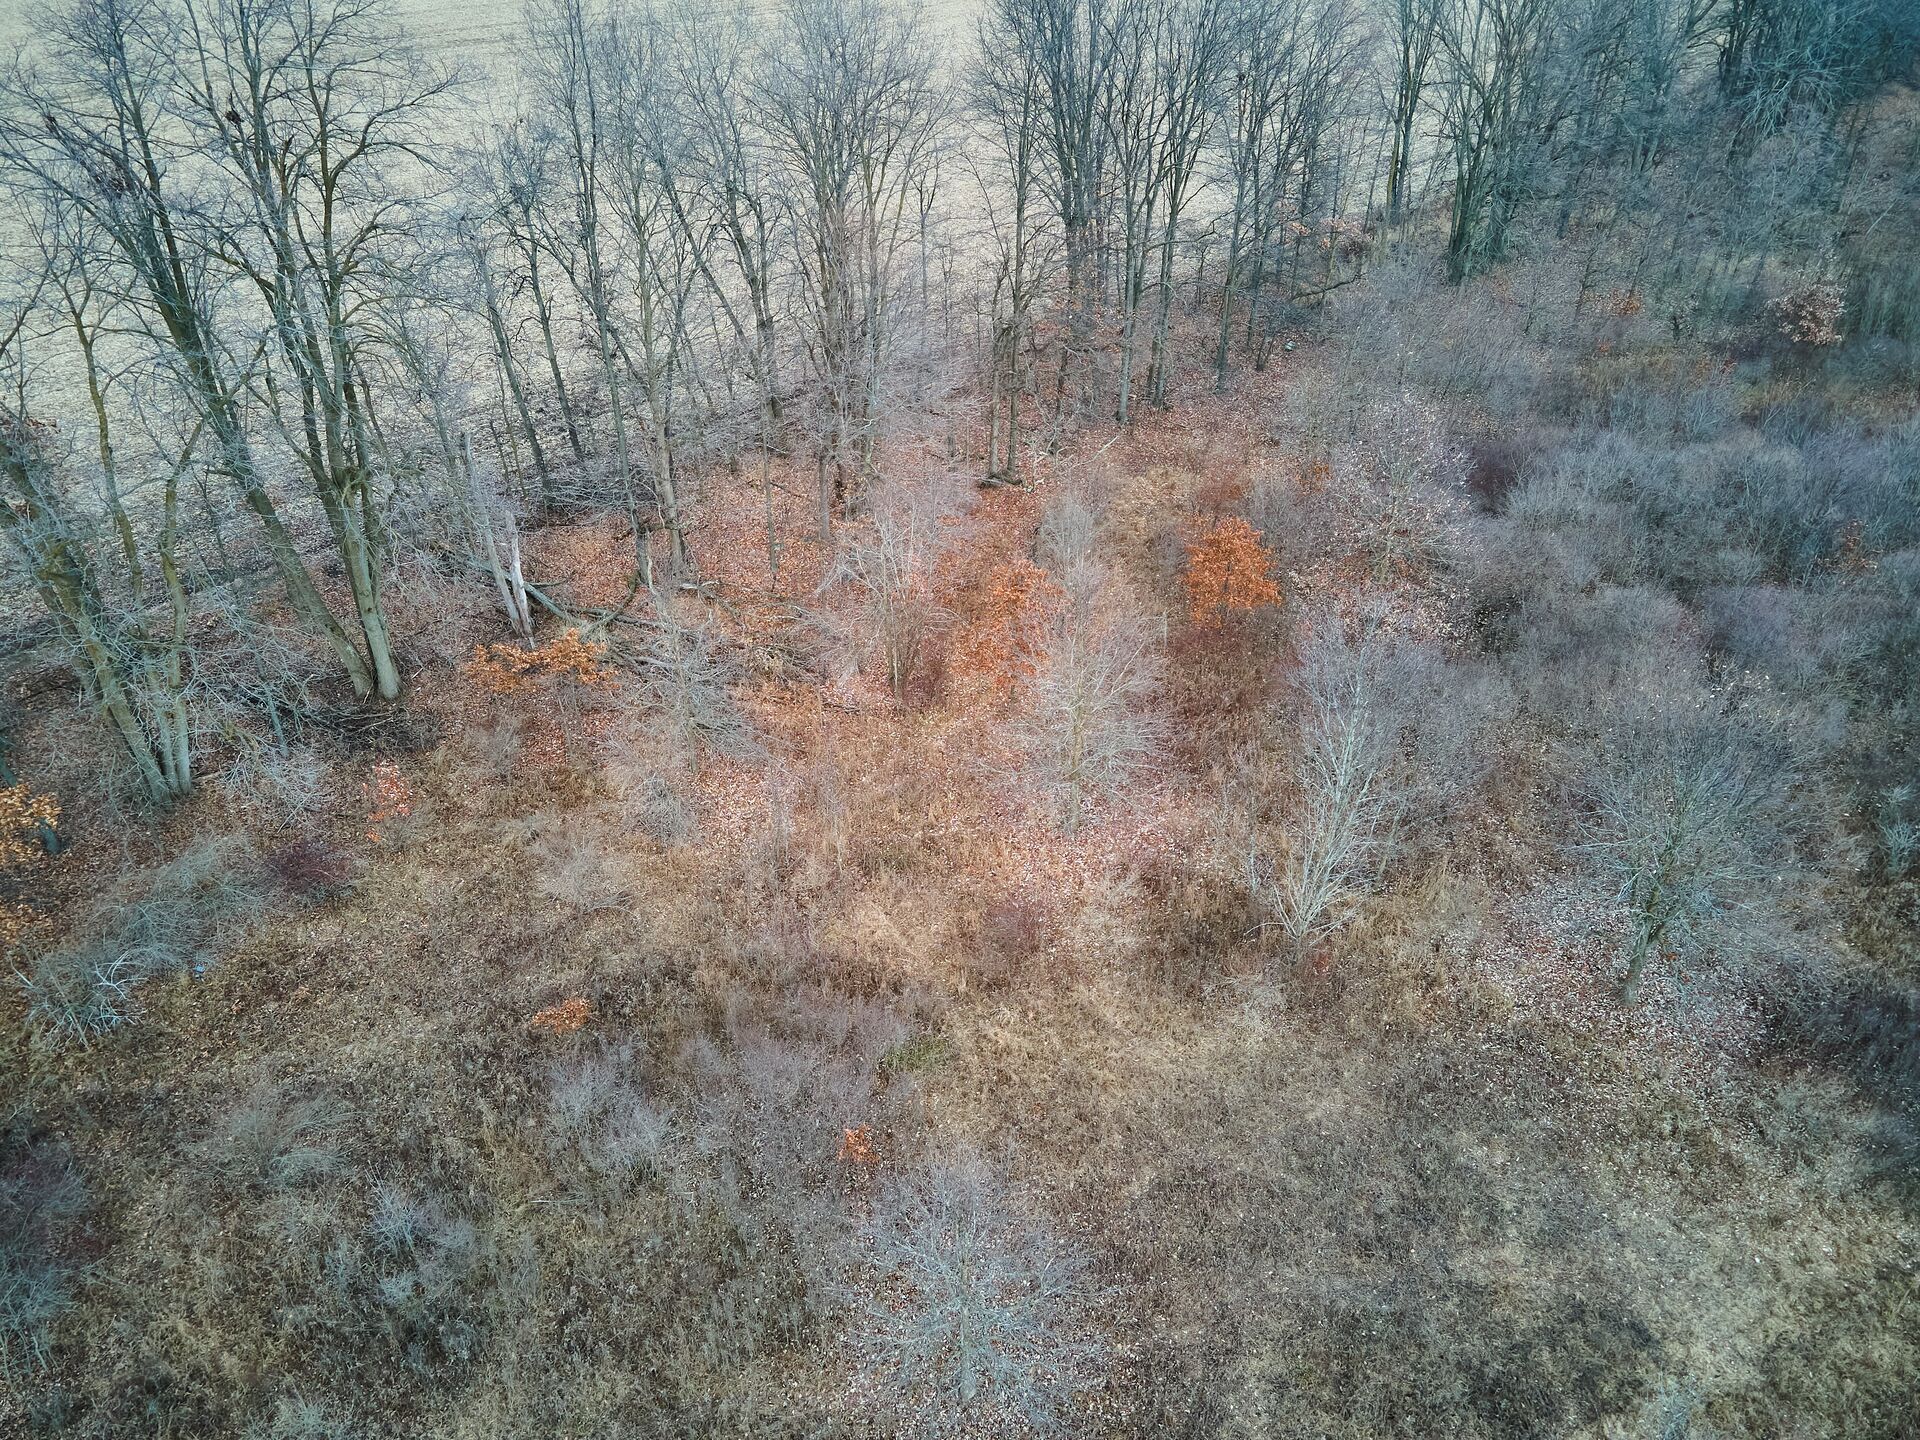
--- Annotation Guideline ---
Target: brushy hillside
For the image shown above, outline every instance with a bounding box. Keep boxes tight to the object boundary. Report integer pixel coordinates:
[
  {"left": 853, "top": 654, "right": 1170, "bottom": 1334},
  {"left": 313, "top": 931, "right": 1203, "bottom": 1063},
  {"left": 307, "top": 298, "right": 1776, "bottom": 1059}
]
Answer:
[{"left": 3, "top": 0, "right": 1919, "bottom": 1436}]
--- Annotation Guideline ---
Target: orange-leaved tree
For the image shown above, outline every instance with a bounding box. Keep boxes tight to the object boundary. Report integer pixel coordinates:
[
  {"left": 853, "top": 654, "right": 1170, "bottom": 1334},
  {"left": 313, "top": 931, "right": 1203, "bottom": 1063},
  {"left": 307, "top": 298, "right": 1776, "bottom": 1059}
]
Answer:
[
  {"left": 954, "top": 559, "right": 1066, "bottom": 697},
  {"left": 1184, "top": 517, "right": 1281, "bottom": 628}
]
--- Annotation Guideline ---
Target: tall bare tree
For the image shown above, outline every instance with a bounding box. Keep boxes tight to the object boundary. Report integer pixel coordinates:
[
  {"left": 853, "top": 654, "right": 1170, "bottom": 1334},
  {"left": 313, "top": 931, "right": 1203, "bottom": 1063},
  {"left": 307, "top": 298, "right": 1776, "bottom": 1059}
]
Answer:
[
  {"left": 181, "top": 0, "right": 455, "bottom": 700},
  {"left": 0, "top": 0, "right": 397, "bottom": 697},
  {"left": 1, "top": 275, "right": 195, "bottom": 806},
  {"left": 759, "top": 0, "right": 942, "bottom": 528}
]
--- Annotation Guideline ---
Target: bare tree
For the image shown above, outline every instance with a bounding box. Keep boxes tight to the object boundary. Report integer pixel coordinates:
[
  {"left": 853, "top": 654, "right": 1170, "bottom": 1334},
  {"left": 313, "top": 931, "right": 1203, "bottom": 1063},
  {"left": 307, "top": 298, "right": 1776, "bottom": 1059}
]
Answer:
[
  {"left": 0, "top": 0, "right": 399, "bottom": 697},
  {"left": 1018, "top": 547, "right": 1162, "bottom": 834},
  {"left": 1380, "top": 0, "right": 1445, "bottom": 226},
  {"left": 1255, "top": 629, "right": 1410, "bottom": 946},
  {"left": 0, "top": 273, "right": 195, "bottom": 806},
  {"left": 967, "top": 18, "right": 1051, "bottom": 482},
  {"left": 759, "top": 0, "right": 943, "bottom": 530},
  {"left": 1213, "top": 0, "right": 1365, "bottom": 384},
  {"left": 1715, "top": 0, "right": 1917, "bottom": 137},
  {"left": 1433, "top": 0, "right": 1563, "bottom": 282},
  {"left": 853, "top": 1159, "right": 1103, "bottom": 1433},
  {"left": 656, "top": 0, "right": 790, "bottom": 581},
  {"left": 180, "top": 0, "right": 456, "bottom": 700},
  {"left": 521, "top": 0, "right": 710, "bottom": 596},
  {"left": 1144, "top": 0, "right": 1230, "bottom": 408},
  {"left": 478, "top": 118, "right": 590, "bottom": 474},
  {"left": 824, "top": 493, "right": 940, "bottom": 703},
  {"left": 1580, "top": 682, "right": 1799, "bottom": 1004},
  {"left": 601, "top": 6, "right": 698, "bottom": 585},
  {"left": 989, "top": 0, "right": 1115, "bottom": 420}
]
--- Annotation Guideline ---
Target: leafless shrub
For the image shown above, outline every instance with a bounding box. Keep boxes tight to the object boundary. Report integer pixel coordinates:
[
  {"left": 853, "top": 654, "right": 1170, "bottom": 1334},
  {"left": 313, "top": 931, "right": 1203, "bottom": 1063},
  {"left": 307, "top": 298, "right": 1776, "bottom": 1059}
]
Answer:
[
  {"left": 217, "top": 742, "right": 331, "bottom": 826},
  {"left": 678, "top": 992, "right": 912, "bottom": 1307},
  {"left": 1579, "top": 679, "right": 1800, "bottom": 1003},
  {"left": 1254, "top": 630, "right": 1415, "bottom": 946},
  {"left": 1013, "top": 533, "right": 1162, "bottom": 832},
  {"left": 467, "top": 715, "right": 523, "bottom": 782},
  {"left": 1034, "top": 491, "right": 1099, "bottom": 575},
  {"left": 242, "top": 1395, "right": 353, "bottom": 1440},
  {"left": 1638, "top": 1379, "right": 1708, "bottom": 1440},
  {"left": 1500, "top": 584, "right": 1699, "bottom": 727},
  {"left": 103, "top": 835, "right": 273, "bottom": 974},
  {"left": 1252, "top": 622, "right": 1501, "bottom": 949},
  {"left": 1874, "top": 786, "right": 1917, "bottom": 879},
  {"left": 852, "top": 1158, "right": 1103, "bottom": 1433},
  {"left": 598, "top": 717, "right": 699, "bottom": 847},
  {"left": 1017, "top": 604, "right": 1163, "bottom": 833},
  {"left": 204, "top": 1083, "right": 347, "bottom": 1193},
  {"left": 16, "top": 944, "right": 144, "bottom": 1048},
  {"left": 638, "top": 614, "right": 756, "bottom": 755},
  {"left": 546, "top": 1046, "right": 670, "bottom": 1193},
  {"left": 1345, "top": 390, "right": 1471, "bottom": 580},
  {"left": 335, "top": 1183, "right": 488, "bottom": 1376},
  {"left": 0, "top": 1138, "right": 86, "bottom": 1380},
  {"left": 826, "top": 498, "right": 944, "bottom": 703},
  {"left": 634, "top": 774, "right": 695, "bottom": 847}
]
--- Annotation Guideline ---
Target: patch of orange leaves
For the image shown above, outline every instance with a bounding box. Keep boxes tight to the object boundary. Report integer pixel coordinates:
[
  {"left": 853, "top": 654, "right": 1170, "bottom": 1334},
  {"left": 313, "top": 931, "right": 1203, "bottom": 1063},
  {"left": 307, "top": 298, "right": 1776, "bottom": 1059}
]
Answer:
[
  {"left": 362, "top": 762, "right": 414, "bottom": 843},
  {"left": 837, "top": 1123, "right": 877, "bottom": 1167},
  {"left": 529, "top": 997, "right": 594, "bottom": 1036},
  {"left": 466, "top": 629, "right": 618, "bottom": 695},
  {"left": 951, "top": 558, "right": 1064, "bottom": 696},
  {"left": 1184, "top": 516, "right": 1282, "bottom": 629}
]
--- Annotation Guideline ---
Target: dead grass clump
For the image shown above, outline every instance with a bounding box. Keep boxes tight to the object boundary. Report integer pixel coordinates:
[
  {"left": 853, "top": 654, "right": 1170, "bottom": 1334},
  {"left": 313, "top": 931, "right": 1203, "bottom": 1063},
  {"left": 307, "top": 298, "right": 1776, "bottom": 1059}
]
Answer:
[
  {"left": 1137, "top": 860, "right": 1264, "bottom": 995},
  {"left": 202, "top": 1083, "right": 349, "bottom": 1193},
  {"left": 1161, "top": 608, "right": 1291, "bottom": 764},
  {"left": 1773, "top": 965, "right": 1920, "bottom": 1113},
  {"left": 0, "top": 1131, "right": 87, "bottom": 1380},
  {"left": 263, "top": 835, "right": 356, "bottom": 903},
  {"left": 964, "top": 891, "right": 1058, "bottom": 992},
  {"left": 1312, "top": 862, "right": 1491, "bottom": 1035}
]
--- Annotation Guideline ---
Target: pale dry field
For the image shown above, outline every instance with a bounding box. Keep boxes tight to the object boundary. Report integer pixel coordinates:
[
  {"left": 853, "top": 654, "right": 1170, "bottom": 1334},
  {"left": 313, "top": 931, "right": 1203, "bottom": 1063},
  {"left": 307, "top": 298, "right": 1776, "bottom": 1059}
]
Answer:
[{"left": 0, "top": 0, "right": 984, "bottom": 69}]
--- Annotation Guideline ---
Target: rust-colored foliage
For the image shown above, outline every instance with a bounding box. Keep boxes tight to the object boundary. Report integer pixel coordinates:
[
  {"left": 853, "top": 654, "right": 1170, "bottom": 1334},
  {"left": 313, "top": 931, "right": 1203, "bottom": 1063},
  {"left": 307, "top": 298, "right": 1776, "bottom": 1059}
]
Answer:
[
  {"left": 0, "top": 783, "right": 58, "bottom": 869},
  {"left": 529, "top": 997, "right": 593, "bottom": 1036},
  {"left": 0, "top": 783, "right": 58, "bottom": 957},
  {"left": 837, "top": 1123, "right": 877, "bottom": 1167},
  {"left": 1769, "top": 283, "right": 1845, "bottom": 347},
  {"left": 954, "top": 558, "right": 1065, "bottom": 694},
  {"left": 361, "top": 762, "right": 414, "bottom": 844},
  {"left": 467, "top": 628, "right": 618, "bottom": 695},
  {"left": 1184, "top": 517, "right": 1282, "bottom": 629}
]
